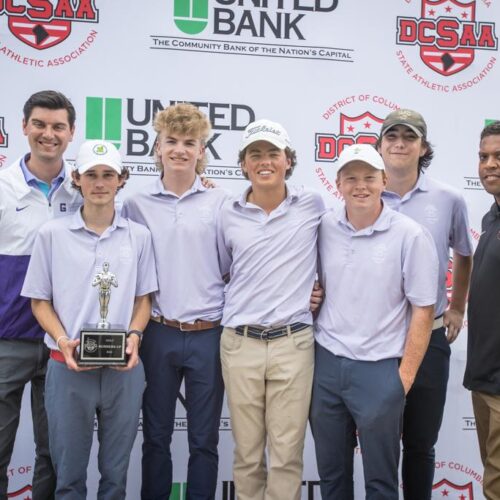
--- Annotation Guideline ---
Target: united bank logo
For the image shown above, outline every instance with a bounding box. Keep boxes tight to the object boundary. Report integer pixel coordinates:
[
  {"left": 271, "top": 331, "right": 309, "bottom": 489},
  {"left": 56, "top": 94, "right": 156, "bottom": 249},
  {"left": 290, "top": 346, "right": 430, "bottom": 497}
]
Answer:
[
  {"left": 85, "top": 96, "right": 254, "bottom": 180},
  {"left": 1, "top": 0, "right": 98, "bottom": 49},
  {"left": 395, "top": 0, "right": 498, "bottom": 92},
  {"left": 174, "top": 0, "right": 209, "bottom": 35},
  {"left": 150, "top": 0, "right": 353, "bottom": 62},
  {"left": 86, "top": 97, "right": 122, "bottom": 150}
]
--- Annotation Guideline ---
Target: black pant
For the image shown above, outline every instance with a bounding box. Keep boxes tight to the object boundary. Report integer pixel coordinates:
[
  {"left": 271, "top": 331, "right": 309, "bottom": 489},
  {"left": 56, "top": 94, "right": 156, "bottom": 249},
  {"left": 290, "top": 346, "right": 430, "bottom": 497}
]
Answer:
[{"left": 402, "top": 327, "right": 450, "bottom": 499}]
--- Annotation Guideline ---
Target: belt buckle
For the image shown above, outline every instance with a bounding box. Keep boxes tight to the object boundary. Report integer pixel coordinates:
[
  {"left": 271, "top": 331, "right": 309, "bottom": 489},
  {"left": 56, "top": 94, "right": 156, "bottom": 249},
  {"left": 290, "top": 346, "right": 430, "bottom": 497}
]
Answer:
[
  {"left": 179, "top": 321, "right": 189, "bottom": 332},
  {"left": 260, "top": 327, "right": 271, "bottom": 341}
]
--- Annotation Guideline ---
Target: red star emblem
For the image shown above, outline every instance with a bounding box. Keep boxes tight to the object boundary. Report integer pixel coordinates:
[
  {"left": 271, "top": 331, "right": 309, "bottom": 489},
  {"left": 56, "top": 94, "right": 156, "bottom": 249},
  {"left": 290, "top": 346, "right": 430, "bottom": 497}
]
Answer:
[
  {"left": 428, "top": 8, "right": 436, "bottom": 16},
  {"left": 347, "top": 125, "right": 354, "bottom": 132},
  {"left": 461, "top": 11, "right": 468, "bottom": 18},
  {"left": 445, "top": 5, "right": 452, "bottom": 12},
  {"left": 364, "top": 122, "right": 372, "bottom": 129},
  {"left": 442, "top": 490, "right": 449, "bottom": 496},
  {"left": 459, "top": 495, "right": 466, "bottom": 500}
]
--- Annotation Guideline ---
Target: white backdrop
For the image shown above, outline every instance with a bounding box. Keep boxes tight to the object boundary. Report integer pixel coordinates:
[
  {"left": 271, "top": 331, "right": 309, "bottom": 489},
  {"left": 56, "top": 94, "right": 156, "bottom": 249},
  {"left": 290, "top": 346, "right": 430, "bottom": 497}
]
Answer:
[{"left": 1, "top": 1, "right": 498, "bottom": 498}]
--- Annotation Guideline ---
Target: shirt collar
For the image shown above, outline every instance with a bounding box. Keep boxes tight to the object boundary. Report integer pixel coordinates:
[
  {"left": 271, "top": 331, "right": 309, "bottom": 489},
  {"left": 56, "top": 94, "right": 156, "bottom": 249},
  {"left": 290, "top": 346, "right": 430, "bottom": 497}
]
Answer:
[
  {"left": 337, "top": 201, "right": 392, "bottom": 235},
  {"left": 150, "top": 174, "right": 206, "bottom": 198},
  {"left": 234, "top": 182, "right": 299, "bottom": 209},
  {"left": 69, "top": 206, "right": 126, "bottom": 232},
  {"left": 383, "top": 172, "right": 429, "bottom": 201},
  {"left": 20, "top": 153, "right": 66, "bottom": 186}
]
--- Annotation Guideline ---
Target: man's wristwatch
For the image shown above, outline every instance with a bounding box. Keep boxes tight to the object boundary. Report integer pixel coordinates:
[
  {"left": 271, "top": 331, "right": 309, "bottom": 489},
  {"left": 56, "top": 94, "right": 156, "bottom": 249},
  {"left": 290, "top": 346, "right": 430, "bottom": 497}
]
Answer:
[{"left": 127, "top": 329, "right": 143, "bottom": 345}]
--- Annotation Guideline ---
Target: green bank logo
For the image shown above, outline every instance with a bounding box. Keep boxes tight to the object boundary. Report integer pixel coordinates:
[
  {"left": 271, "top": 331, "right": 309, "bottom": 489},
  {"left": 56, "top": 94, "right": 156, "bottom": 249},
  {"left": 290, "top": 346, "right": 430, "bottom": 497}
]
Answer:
[
  {"left": 169, "top": 482, "right": 187, "bottom": 500},
  {"left": 86, "top": 97, "right": 122, "bottom": 149},
  {"left": 174, "top": 0, "right": 209, "bottom": 35}
]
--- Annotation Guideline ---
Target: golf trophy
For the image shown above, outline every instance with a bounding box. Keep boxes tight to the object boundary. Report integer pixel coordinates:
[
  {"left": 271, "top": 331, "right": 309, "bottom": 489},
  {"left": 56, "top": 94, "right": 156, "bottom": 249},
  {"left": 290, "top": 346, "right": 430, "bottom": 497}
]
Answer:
[{"left": 78, "top": 262, "right": 128, "bottom": 366}]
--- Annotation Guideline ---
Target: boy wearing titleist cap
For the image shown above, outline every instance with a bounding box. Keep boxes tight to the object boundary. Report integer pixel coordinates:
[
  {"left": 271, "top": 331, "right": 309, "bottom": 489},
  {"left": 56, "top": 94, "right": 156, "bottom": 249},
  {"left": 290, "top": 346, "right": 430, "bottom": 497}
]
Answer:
[
  {"left": 21, "top": 140, "right": 157, "bottom": 500},
  {"left": 218, "top": 119, "right": 325, "bottom": 500},
  {"left": 310, "top": 144, "right": 438, "bottom": 499},
  {"left": 377, "top": 109, "right": 473, "bottom": 499},
  {"left": 122, "top": 104, "right": 230, "bottom": 500},
  {"left": 0, "top": 90, "right": 80, "bottom": 499}
]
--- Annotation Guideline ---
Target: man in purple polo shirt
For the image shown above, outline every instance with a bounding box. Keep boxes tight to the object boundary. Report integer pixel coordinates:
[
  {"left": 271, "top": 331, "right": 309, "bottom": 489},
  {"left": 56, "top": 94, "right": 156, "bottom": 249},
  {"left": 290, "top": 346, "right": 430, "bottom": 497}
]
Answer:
[
  {"left": 0, "top": 90, "right": 81, "bottom": 499},
  {"left": 218, "top": 119, "right": 325, "bottom": 500},
  {"left": 377, "top": 109, "right": 473, "bottom": 499},
  {"left": 21, "top": 140, "right": 157, "bottom": 499},
  {"left": 310, "top": 144, "right": 438, "bottom": 499},
  {"left": 122, "top": 103, "right": 230, "bottom": 500}
]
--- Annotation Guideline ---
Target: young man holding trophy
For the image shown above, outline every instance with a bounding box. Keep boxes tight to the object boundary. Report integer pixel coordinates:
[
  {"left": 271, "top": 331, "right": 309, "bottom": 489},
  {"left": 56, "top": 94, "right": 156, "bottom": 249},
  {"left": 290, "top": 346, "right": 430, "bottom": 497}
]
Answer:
[{"left": 21, "top": 140, "right": 157, "bottom": 500}]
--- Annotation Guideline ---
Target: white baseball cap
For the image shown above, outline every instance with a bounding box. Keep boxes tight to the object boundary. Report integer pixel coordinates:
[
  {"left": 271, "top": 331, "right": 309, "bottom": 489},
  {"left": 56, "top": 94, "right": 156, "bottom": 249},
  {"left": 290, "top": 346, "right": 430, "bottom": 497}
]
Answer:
[
  {"left": 75, "top": 140, "right": 122, "bottom": 174},
  {"left": 240, "top": 119, "right": 291, "bottom": 152},
  {"left": 337, "top": 144, "right": 385, "bottom": 172}
]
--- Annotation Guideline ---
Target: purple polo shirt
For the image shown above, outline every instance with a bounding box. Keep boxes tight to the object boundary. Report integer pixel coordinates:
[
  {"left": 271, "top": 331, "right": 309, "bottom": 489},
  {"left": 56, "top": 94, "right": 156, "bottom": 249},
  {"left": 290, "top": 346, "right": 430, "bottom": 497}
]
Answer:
[
  {"left": 219, "top": 184, "right": 325, "bottom": 328},
  {"left": 315, "top": 203, "right": 438, "bottom": 361},
  {"left": 21, "top": 209, "right": 158, "bottom": 349},
  {"left": 122, "top": 175, "right": 231, "bottom": 322},
  {"left": 382, "top": 174, "right": 472, "bottom": 317}
]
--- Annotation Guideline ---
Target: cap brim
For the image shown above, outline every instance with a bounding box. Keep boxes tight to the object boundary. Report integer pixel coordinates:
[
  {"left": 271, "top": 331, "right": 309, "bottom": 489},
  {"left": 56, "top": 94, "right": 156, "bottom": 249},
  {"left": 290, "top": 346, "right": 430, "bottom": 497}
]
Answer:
[
  {"left": 77, "top": 160, "right": 122, "bottom": 174},
  {"left": 240, "top": 134, "right": 287, "bottom": 153},
  {"left": 382, "top": 122, "right": 423, "bottom": 138}
]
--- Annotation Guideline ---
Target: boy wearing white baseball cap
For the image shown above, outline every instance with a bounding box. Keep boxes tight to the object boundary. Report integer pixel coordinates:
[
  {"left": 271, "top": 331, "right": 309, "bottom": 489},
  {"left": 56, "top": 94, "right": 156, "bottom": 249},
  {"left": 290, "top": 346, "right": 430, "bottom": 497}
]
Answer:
[
  {"left": 21, "top": 140, "right": 157, "bottom": 499},
  {"left": 218, "top": 119, "right": 325, "bottom": 500},
  {"left": 310, "top": 144, "right": 438, "bottom": 499}
]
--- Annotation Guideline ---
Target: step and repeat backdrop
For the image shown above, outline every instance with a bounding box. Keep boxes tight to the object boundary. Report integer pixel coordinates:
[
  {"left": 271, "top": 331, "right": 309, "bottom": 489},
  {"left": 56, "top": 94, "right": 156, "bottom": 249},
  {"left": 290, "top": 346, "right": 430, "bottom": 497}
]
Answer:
[{"left": 1, "top": 1, "right": 499, "bottom": 498}]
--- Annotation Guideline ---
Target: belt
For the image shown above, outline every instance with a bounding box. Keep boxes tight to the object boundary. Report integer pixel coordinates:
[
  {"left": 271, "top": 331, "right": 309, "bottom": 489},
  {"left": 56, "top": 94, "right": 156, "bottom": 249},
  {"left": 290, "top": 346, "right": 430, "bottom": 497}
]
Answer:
[
  {"left": 50, "top": 350, "right": 65, "bottom": 363},
  {"left": 150, "top": 316, "right": 221, "bottom": 332},
  {"left": 234, "top": 322, "right": 309, "bottom": 341},
  {"left": 433, "top": 315, "right": 444, "bottom": 330}
]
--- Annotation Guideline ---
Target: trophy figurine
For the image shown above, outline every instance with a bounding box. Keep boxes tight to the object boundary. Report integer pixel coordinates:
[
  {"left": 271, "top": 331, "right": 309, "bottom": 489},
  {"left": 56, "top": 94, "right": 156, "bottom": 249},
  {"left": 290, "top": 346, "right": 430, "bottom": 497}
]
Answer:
[
  {"left": 93, "top": 262, "right": 118, "bottom": 329},
  {"left": 78, "top": 262, "right": 128, "bottom": 366}
]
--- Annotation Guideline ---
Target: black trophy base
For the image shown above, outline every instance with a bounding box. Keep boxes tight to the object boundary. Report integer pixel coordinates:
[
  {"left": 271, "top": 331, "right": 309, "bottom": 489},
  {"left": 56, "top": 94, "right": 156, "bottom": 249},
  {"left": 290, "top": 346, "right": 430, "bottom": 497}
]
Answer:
[{"left": 78, "top": 324, "right": 128, "bottom": 366}]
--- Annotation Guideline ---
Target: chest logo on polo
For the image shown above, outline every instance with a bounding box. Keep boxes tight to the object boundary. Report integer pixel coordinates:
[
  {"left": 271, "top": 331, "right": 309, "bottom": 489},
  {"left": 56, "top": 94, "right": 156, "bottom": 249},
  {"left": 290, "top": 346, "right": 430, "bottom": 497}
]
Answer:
[
  {"left": 424, "top": 204, "right": 439, "bottom": 224},
  {"left": 371, "top": 243, "right": 388, "bottom": 264}
]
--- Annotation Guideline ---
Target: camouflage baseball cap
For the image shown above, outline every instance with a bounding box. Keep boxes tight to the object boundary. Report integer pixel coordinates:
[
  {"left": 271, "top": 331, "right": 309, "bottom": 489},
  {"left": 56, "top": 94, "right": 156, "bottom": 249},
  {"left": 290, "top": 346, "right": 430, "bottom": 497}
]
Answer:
[{"left": 380, "top": 109, "right": 427, "bottom": 139}]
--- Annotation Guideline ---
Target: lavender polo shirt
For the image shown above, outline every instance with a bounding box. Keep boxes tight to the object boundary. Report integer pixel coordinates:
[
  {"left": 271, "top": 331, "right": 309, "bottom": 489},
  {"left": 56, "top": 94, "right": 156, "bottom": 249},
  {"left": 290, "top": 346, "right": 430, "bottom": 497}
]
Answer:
[
  {"left": 219, "top": 184, "right": 325, "bottom": 328},
  {"left": 21, "top": 209, "right": 158, "bottom": 349},
  {"left": 382, "top": 174, "right": 472, "bottom": 317},
  {"left": 122, "top": 176, "right": 231, "bottom": 322},
  {"left": 315, "top": 204, "right": 438, "bottom": 362}
]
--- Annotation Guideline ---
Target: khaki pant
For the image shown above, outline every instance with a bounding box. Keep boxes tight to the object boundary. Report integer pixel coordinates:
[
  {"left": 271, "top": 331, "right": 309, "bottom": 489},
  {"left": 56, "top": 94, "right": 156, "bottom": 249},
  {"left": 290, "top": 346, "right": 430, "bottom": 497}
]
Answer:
[
  {"left": 472, "top": 391, "right": 500, "bottom": 500},
  {"left": 221, "top": 326, "right": 314, "bottom": 500}
]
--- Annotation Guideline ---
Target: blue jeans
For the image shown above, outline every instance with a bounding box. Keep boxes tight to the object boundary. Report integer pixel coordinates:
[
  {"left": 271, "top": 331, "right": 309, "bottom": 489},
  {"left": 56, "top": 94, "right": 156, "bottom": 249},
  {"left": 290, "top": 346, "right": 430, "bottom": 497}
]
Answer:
[
  {"left": 140, "top": 321, "right": 224, "bottom": 500},
  {"left": 310, "top": 343, "right": 405, "bottom": 500},
  {"left": 402, "top": 326, "right": 450, "bottom": 499}
]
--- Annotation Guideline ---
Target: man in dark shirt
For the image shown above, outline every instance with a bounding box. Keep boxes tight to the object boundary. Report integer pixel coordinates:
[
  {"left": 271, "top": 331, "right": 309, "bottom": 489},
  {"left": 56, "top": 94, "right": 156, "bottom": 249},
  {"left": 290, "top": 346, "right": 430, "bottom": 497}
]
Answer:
[{"left": 464, "top": 120, "right": 500, "bottom": 500}]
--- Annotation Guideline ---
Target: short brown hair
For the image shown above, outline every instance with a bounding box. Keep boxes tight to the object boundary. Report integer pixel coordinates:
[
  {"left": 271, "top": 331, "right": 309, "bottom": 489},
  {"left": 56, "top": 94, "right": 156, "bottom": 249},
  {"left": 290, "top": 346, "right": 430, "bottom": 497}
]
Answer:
[
  {"left": 153, "top": 103, "right": 211, "bottom": 174},
  {"left": 71, "top": 168, "right": 130, "bottom": 194}
]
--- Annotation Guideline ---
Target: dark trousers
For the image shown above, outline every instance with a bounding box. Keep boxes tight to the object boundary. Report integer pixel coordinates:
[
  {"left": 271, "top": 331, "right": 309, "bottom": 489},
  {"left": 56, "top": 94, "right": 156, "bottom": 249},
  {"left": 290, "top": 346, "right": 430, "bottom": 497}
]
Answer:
[
  {"left": 310, "top": 343, "right": 405, "bottom": 500},
  {"left": 0, "top": 339, "right": 55, "bottom": 500},
  {"left": 140, "top": 321, "right": 224, "bottom": 500},
  {"left": 402, "top": 327, "right": 450, "bottom": 499}
]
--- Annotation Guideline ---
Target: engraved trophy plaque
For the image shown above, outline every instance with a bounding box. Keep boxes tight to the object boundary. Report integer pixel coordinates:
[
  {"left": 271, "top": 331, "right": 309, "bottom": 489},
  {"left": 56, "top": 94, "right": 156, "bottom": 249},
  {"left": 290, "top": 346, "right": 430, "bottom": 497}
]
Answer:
[{"left": 78, "top": 262, "right": 128, "bottom": 366}]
